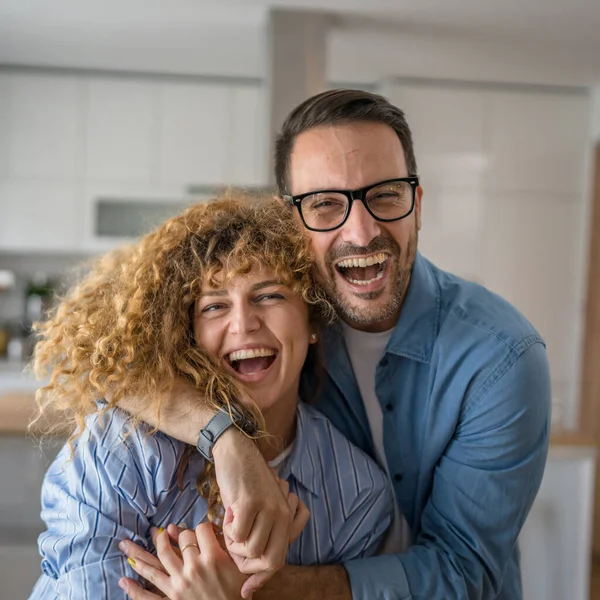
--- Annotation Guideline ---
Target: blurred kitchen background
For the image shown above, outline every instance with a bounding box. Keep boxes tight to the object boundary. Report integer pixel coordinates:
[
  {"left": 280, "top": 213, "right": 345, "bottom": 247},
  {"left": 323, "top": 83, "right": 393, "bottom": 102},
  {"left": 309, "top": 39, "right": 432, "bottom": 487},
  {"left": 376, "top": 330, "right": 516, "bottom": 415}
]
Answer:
[{"left": 1, "top": 0, "right": 600, "bottom": 598}]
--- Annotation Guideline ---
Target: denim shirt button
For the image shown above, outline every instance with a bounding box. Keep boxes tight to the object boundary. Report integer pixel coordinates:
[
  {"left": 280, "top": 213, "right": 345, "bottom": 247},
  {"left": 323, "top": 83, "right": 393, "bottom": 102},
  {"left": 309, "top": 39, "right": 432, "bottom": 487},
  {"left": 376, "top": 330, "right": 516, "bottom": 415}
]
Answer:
[
  {"left": 385, "top": 403, "right": 394, "bottom": 412},
  {"left": 380, "top": 357, "right": 388, "bottom": 367},
  {"left": 394, "top": 473, "right": 403, "bottom": 483}
]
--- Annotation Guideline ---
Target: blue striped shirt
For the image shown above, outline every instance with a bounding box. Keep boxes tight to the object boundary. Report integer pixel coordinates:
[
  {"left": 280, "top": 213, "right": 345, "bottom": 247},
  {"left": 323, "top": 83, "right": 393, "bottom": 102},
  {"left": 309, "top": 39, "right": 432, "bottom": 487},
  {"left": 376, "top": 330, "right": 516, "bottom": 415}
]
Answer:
[{"left": 30, "top": 401, "right": 393, "bottom": 599}]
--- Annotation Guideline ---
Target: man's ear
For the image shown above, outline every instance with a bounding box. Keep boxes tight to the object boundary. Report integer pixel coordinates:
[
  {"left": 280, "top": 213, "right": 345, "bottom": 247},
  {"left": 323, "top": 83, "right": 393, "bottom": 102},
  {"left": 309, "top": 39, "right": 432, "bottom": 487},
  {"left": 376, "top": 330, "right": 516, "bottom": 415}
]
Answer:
[{"left": 414, "top": 185, "right": 423, "bottom": 231}]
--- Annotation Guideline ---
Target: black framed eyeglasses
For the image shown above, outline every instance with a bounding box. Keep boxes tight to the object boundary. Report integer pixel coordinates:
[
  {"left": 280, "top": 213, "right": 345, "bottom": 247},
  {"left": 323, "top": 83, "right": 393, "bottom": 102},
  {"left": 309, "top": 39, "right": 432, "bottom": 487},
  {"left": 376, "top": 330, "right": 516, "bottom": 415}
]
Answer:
[{"left": 283, "top": 177, "right": 419, "bottom": 232}]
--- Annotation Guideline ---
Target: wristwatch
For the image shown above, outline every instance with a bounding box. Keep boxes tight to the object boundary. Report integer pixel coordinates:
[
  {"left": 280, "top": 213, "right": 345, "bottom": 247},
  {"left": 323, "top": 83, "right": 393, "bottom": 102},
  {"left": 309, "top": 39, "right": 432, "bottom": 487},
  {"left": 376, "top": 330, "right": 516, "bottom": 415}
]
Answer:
[{"left": 196, "top": 406, "right": 256, "bottom": 462}]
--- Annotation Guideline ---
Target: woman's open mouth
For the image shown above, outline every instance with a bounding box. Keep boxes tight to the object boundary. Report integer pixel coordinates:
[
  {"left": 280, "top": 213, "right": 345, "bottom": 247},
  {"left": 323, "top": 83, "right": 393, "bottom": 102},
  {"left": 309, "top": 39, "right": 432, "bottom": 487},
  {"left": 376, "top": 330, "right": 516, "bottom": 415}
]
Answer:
[
  {"left": 225, "top": 347, "right": 277, "bottom": 378},
  {"left": 335, "top": 252, "right": 390, "bottom": 289}
]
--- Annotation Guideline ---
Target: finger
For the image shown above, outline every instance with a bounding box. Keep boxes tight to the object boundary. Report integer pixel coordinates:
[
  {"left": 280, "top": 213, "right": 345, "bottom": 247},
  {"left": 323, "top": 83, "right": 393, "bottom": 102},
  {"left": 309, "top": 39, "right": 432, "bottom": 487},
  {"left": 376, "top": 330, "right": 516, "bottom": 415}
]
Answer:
[
  {"left": 286, "top": 492, "right": 299, "bottom": 517},
  {"left": 119, "top": 540, "right": 166, "bottom": 573},
  {"left": 178, "top": 528, "right": 201, "bottom": 562},
  {"left": 167, "top": 523, "right": 185, "bottom": 540},
  {"left": 124, "top": 558, "right": 170, "bottom": 594},
  {"left": 119, "top": 577, "right": 164, "bottom": 600},
  {"left": 194, "top": 522, "right": 223, "bottom": 556},
  {"left": 242, "top": 571, "right": 275, "bottom": 599},
  {"left": 240, "top": 510, "right": 274, "bottom": 559},
  {"left": 223, "top": 500, "right": 258, "bottom": 543},
  {"left": 155, "top": 529, "right": 183, "bottom": 575},
  {"left": 276, "top": 477, "right": 289, "bottom": 497},
  {"left": 289, "top": 498, "right": 310, "bottom": 544}
]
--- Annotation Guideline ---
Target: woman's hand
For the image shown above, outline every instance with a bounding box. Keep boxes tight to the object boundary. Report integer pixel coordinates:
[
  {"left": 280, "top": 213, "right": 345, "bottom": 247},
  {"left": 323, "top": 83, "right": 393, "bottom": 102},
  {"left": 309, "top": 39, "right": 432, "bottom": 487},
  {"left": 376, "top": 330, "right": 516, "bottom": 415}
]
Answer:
[{"left": 119, "top": 524, "right": 247, "bottom": 600}]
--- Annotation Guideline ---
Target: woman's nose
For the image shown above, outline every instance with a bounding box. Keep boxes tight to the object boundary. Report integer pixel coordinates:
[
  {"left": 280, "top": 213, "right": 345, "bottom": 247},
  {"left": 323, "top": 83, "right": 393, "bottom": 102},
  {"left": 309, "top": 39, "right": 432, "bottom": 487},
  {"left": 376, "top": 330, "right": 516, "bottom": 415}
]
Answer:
[{"left": 229, "top": 305, "right": 260, "bottom": 335}]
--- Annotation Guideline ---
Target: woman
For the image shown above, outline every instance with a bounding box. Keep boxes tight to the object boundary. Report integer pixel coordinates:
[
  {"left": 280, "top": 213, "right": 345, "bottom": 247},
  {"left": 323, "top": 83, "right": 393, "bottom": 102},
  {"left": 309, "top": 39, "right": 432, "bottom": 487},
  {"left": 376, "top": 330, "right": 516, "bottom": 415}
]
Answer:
[{"left": 29, "top": 194, "right": 393, "bottom": 600}]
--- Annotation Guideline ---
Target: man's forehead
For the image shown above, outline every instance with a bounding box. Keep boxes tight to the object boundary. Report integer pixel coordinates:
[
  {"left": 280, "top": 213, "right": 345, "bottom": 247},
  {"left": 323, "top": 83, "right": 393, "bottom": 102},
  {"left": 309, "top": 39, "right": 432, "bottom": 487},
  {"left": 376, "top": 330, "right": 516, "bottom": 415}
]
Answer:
[{"left": 289, "top": 123, "right": 407, "bottom": 194}]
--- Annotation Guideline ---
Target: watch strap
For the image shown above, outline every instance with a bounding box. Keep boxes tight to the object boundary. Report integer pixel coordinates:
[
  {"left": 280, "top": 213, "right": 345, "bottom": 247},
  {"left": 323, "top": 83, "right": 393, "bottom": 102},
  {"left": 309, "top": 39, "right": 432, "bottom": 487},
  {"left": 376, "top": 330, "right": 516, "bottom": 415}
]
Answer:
[{"left": 196, "top": 407, "right": 254, "bottom": 462}]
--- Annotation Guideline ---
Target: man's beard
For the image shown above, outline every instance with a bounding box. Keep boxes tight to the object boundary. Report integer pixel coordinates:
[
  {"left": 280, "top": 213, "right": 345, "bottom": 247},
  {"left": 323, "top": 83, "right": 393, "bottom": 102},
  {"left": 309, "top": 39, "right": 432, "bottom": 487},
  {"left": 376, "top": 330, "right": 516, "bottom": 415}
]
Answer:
[{"left": 319, "top": 225, "right": 418, "bottom": 327}]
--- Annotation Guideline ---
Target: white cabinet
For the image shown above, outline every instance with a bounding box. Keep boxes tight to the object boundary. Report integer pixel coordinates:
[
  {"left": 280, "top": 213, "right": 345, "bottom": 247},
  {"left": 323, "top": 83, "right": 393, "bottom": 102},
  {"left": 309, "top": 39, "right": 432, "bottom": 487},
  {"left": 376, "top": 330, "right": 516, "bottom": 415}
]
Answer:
[
  {"left": 86, "top": 79, "right": 159, "bottom": 183},
  {"left": 0, "top": 181, "right": 82, "bottom": 251},
  {"left": 228, "top": 85, "right": 268, "bottom": 186},
  {"left": 486, "top": 90, "right": 590, "bottom": 194},
  {"left": 6, "top": 73, "right": 84, "bottom": 180},
  {"left": 382, "top": 83, "right": 486, "bottom": 188},
  {"left": 520, "top": 446, "right": 595, "bottom": 600},
  {"left": 159, "top": 82, "right": 232, "bottom": 186},
  {"left": 0, "top": 75, "right": 9, "bottom": 180}
]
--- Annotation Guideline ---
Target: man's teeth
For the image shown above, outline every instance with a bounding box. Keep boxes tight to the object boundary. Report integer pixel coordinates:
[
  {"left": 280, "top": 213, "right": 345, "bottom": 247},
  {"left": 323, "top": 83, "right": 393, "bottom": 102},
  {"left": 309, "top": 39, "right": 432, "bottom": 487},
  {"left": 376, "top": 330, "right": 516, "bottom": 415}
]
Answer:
[
  {"left": 336, "top": 253, "right": 388, "bottom": 269},
  {"left": 346, "top": 270, "right": 386, "bottom": 286},
  {"left": 228, "top": 348, "right": 275, "bottom": 362}
]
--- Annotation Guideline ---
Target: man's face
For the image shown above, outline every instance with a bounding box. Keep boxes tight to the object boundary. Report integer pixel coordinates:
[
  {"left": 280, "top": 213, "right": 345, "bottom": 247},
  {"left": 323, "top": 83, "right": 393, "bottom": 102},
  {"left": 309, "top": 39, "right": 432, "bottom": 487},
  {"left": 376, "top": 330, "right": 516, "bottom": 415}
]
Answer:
[{"left": 288, "top": 121, "right": 422, "bottom": 333}]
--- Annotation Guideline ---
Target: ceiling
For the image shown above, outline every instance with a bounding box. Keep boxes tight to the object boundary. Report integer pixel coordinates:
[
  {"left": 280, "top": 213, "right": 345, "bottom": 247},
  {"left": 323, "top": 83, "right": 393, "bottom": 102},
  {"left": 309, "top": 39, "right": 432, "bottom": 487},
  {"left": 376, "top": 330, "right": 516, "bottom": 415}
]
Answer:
[{"left": 1, "top": 0, "right": 599, "bottom": 84}]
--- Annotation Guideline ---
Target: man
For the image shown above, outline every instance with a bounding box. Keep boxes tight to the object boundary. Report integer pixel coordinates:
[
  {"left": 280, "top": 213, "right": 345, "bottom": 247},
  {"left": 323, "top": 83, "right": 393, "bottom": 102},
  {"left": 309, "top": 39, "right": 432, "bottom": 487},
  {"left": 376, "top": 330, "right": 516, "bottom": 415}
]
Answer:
[{"left": 124, "top": 89, "right": 551, "bottom": 599}]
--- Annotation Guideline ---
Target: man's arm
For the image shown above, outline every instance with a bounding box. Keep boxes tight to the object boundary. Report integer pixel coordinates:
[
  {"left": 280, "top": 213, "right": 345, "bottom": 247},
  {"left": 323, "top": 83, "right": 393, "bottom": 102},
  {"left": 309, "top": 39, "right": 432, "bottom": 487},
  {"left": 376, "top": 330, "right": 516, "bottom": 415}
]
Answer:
[
  {"left": 259, "top": 342, "right": 551, "bottom": 600},
  {"left": 117, "top": 378, "right": 295, "bottom": 596},
  {"left": 256, "top": 565, "right": 351, "bottom": 600}
]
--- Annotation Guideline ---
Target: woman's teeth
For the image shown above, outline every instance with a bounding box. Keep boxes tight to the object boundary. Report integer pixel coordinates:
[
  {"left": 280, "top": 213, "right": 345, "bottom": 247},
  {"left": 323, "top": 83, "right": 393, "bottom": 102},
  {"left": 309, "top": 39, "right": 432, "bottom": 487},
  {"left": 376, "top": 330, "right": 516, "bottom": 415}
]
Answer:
[{"left": 227, "top": 348, "right": 275, "bottom": 362}]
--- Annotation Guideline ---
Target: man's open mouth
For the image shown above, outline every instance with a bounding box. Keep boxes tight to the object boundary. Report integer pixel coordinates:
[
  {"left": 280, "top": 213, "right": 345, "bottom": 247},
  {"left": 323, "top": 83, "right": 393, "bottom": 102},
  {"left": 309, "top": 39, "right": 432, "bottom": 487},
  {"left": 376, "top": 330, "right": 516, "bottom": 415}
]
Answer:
[
  {"left": 225, "top": 348, "right": 277, "bottom": 375},
  {"left": 335, "top": 252, "right": 389, "bottom": 285}
]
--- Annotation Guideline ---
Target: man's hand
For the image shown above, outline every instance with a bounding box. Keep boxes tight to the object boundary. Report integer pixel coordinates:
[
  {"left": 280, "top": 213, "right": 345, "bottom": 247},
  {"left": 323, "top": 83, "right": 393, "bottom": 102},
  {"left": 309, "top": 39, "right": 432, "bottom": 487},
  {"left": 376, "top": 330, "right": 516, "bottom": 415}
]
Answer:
[{"left": 213, "top": 429, "right": 296, "bottom": 598}]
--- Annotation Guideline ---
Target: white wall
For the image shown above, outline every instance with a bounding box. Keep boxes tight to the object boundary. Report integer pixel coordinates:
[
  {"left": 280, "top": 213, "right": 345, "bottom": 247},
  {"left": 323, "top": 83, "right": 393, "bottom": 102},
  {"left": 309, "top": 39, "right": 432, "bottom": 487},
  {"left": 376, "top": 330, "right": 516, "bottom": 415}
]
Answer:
[{"left": 592, "top": 86, "right": 600, "bottom": 142}]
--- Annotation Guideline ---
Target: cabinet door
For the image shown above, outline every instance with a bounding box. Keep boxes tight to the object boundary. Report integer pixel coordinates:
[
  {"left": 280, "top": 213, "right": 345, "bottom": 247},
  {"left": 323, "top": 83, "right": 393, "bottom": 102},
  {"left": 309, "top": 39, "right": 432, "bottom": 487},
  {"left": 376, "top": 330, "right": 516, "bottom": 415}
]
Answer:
[
  {"left": 86, "top": 79, "right": 158, "bottom": 183},
  {"left": 160, "top": 82, "right": 231, "bottom": 187},
  {"left": 228, "top": 85, "right": 268, "bottom": 186},
  {"left": 486, "top": 90, "right": 589, "bottom": 194},
  {"left": 0, "top": 74, "right": 9, "bottom": 180},
  {"left": 7, "top": 73, "right": 84, "bottom": 180},
  {"left": 0, "top": 181, "right": 82, "bottom": 251},
  {"left": 380, "top": 82, "right": 487, "bottom": 280}
]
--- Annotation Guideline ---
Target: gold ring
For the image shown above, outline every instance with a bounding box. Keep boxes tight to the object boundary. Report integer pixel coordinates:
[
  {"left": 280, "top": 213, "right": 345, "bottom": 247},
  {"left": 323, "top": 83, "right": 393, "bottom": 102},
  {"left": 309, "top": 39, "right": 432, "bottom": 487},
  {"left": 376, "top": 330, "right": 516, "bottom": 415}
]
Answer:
[{"left": 180, "top": 543, "right": 200, "bottom": 553}]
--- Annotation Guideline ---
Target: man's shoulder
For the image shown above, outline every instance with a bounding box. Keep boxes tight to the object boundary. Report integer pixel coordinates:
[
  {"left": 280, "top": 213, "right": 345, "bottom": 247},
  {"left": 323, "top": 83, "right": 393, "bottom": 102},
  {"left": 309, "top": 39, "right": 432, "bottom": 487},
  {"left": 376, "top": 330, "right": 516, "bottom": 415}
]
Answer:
[{"left": 431, "top": 261, "right": 544, "bottom": 356}]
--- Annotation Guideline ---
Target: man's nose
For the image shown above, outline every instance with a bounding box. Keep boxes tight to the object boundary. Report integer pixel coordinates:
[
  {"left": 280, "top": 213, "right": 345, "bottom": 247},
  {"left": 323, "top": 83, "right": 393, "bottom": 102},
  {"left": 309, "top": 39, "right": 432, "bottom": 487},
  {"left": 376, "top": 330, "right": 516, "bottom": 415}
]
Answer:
[{"left": 339, "top": 199, "right": 382, "bottom": 247}]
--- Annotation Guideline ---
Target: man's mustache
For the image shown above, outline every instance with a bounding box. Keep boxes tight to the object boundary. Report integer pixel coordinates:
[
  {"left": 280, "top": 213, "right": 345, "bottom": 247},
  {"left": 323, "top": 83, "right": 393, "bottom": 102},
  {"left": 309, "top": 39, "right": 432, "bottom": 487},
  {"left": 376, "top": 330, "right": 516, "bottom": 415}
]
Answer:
[{"left": 326, "top": 237, "right": 400, "bottom": 263}]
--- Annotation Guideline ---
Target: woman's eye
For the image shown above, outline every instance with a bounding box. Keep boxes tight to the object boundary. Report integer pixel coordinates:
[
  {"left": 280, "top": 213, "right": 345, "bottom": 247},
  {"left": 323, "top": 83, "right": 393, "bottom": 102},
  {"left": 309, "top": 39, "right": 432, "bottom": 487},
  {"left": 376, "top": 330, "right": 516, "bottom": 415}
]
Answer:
[
  {"left": 256, "top": 293, "right": 284, "bottom": 302},
  {"left": 201, "top": 303, "right": 225, "bottom": 313}
]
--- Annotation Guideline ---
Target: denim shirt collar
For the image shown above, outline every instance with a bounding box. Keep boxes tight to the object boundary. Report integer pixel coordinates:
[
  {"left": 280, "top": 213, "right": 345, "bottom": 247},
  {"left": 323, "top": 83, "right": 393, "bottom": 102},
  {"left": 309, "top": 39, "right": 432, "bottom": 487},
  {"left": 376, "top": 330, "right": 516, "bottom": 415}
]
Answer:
[{"left": 386, "top": 251, "right": 441, "bottom": 363}]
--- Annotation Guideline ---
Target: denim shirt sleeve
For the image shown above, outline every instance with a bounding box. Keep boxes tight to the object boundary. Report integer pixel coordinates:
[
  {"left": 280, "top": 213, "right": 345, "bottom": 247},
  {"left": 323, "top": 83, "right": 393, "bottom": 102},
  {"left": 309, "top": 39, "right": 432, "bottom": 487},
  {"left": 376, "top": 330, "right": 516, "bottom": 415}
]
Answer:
[{"left": 344, "top": 341, "right": 551, "bottom": 600}]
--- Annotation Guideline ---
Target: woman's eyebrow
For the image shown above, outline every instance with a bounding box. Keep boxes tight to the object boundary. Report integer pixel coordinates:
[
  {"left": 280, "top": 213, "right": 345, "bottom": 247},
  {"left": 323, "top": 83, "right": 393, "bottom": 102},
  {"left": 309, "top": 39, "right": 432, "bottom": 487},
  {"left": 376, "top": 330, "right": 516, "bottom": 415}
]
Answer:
[{"left": 251, "top": 280, "right": 284, "bottom": 291}]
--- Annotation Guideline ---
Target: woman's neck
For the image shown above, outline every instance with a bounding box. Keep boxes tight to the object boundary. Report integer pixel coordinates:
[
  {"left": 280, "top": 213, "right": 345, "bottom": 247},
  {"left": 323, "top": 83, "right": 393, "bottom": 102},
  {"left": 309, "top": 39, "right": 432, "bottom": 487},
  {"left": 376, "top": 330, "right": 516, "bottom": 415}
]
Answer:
[{"left": 258, "top": 390, "right": 298, "bottom": 462}]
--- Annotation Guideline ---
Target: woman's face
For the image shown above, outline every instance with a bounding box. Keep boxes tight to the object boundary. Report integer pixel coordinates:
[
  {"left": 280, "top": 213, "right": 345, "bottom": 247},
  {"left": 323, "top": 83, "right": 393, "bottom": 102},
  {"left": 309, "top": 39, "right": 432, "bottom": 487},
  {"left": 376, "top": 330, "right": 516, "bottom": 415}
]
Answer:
[{"left": 193, "top": 267, "right": 314, "bottom": 414}]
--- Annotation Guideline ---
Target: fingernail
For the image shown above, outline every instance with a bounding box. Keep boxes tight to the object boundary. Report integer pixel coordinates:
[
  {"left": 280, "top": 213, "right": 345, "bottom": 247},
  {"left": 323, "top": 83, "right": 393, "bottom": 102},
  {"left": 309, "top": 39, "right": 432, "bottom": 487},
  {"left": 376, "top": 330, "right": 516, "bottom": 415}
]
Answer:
[
  {"left": 157, "top": 527, "right": 165, "bottom": 534},
  {"left": 178, "top": 521, "right": 187, "bottom": 529},
  {"left": 127, "top": 558, "right": 136, "bottom": 567}
]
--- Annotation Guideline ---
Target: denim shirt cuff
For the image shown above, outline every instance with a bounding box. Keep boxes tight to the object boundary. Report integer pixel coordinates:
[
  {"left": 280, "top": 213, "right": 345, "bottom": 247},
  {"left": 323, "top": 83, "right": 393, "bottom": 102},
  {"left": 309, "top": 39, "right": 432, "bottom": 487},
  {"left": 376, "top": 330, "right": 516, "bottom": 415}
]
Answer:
[{"left": 344, "top": 554, "right": 411, "bottom": 600}]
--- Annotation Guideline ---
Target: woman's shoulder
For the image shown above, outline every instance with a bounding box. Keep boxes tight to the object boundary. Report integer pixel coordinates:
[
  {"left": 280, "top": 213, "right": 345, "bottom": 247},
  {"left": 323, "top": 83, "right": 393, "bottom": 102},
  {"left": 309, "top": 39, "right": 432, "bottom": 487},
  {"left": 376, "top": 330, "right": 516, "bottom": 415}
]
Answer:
[
  {"left": 296, "top": 402, "right": 389, "bottom": 491},
  {"left": 79, "top": 406, "right": 192, "bottom": 478}
]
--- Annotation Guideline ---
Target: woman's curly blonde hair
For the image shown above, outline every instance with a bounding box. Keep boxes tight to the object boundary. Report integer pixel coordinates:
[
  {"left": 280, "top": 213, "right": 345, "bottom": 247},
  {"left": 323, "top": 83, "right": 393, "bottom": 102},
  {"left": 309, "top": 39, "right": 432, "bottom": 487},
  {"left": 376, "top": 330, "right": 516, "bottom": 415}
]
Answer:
[{"left": 31, "top": 192, "right": 332, "bottom": 525}]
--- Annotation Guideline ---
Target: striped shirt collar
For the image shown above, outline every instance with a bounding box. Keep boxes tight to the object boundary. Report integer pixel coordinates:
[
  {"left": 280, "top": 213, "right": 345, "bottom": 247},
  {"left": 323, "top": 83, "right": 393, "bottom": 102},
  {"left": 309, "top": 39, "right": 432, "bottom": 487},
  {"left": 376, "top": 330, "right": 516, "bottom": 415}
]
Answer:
[{"left": 279, "top": 402, "right": 320, "bottom": 496}]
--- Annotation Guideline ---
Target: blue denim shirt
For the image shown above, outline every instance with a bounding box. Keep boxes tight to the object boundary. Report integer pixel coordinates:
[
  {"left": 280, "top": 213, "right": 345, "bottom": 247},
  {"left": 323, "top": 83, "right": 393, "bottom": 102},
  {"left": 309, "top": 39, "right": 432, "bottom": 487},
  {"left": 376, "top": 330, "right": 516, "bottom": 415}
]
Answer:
[{"left": 312, "top": 252, "right": 552, "bottom": 600}]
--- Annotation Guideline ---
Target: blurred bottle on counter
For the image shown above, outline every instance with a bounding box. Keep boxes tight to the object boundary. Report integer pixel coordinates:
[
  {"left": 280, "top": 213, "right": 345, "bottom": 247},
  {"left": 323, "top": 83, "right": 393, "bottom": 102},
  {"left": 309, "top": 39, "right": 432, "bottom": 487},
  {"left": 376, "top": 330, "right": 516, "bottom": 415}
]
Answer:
[{"left": 22, "top": 271, "right": 56, "bottom": 360}]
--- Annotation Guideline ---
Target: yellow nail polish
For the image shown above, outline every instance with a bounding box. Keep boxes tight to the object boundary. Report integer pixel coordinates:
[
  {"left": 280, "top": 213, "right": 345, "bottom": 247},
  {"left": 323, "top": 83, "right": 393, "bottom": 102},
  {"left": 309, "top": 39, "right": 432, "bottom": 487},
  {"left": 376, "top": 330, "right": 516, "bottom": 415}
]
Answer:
[
  {"left": 157, "top": 527, "right": 165, "bottom": 534},
  {"left": 127, "top": 558, "right": 136, "bottom": 567}
]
